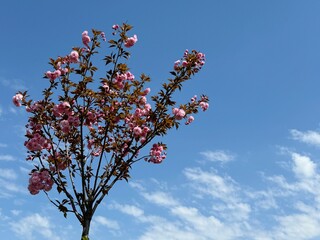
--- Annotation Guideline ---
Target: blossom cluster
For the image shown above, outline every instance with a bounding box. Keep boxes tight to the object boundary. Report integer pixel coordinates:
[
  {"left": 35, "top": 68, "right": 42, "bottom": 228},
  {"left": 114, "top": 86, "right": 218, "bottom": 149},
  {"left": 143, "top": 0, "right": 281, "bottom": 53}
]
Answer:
[
  {"left": 174, "top": 49, "right": 205, "bottom": 73},
  {"left": 145, "top": 143, "right": 166, "bottom": 164},
  {"left": 28, "top": 170, "right": 54, "bottom": 195},
  {"left": 24, "top": 114, "right": 52, "bottom": 152},
  {"left": 25, "top": 132, "right": 52, "bottom": 151},
  {"left": 113, "top": 71, "right": 135, "bottom": 89},
  {"left": 45, "top": 50, "right": 80, "bottom": 81},
  {"left": 53, "top": 101, "right": 80, "bottom": 133},
  {"left": 171, "top": 94, "right": 209, "bottom": 126},
  {"left": 125, "top": 88, "right": 152, "bottom": 143}
]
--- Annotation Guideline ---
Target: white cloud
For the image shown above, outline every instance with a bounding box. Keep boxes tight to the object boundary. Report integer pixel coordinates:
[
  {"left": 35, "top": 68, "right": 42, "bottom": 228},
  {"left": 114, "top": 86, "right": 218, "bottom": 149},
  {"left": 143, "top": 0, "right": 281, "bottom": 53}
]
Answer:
[
  {"left": 290, "top": 129, "right": 320, "bottom": 147},
  {"left": 0, "top": 168, "right": 17, "bottom": 180},
  {"left": 0, "top": 154, "right": 16, "bottom": 161},
  {"left": 94, "top": 216, "right": 120, "bottom": 230},
  {"left": 291, "top": 153, "right": 316, "bottom": 179},
  {"left": 129, "top": 181, "right": 146, "bottom": 191},
  {"left": 108, "top": 141, "right": 320, "bottom": 240},
  {"left": 0, "top": 178, "right": 26, "bottom": 195},
  {"left": 11, "top": 210, "right": 21, "bottom": 216},
  {"left": 10, "top": 213, "right": 61, "bottom": 240},
  {"left": 142, "top": 191, "right": 179, "bottom": 207},
  {"left": 200, "top": 150, "right": 234, "bottom": 162},
  {"left": 184, "top": 167, "right": 236, "bottom": 199},
  {"left": 111, "top": 203, "right": 144, "bottom": 217},
  {"left": 273, "top": 214, "right": 320, "bottom": 240}
]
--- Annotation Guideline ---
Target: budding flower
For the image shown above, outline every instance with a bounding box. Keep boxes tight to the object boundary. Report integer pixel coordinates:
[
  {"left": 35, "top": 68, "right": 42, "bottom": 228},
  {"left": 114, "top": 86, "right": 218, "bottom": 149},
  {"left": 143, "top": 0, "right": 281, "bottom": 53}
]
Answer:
[
  {"left": 124, "top": 34, "right": 138, "bottom": 48},
  {"left": 172, "top": 108, "right": 186, "bottom": 120},
  {"left": 69, "top": 50, "right": 79, "bottom": 63},
  {"left": 82, "top": 30, "right": 91, "bottom": 47},
  {"left": 12, "top": 93, "right": 23, "bottom": 107},
  {"left": 185, "top": 116, "right": 194, "bottom": 125}
]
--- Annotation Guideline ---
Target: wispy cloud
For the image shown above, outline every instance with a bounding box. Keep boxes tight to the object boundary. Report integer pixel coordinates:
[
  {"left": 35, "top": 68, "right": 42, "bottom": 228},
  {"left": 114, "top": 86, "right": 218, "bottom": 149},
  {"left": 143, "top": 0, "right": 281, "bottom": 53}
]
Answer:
[
  {"left": 0, "top": 168, "right": 18, "bottom": 180},
  {"left": 93, "top": 216, "right": 120, "bottom": 230},
  {"left": 110, "top": 203, "right": 144, "bottom": 218},
  {"left": 141, "top": 191, "right": 179, "bottom": 207},
  {"left": 290, "top": 129, "right": 320, "bottom": 147},
  {"left": 0, "top": 78, "right": 27, "bottom": 91},
  {"left": 0, "top": 178, "right": 26, "bottom": 194},
  {"left": 200, "top": 150, "right": 235, "bottom": 163},
  {"left": 111, "top": 142, "right": 320, "bottom": 240},
  {"left": 10, "top": 213, "right": 61, "bottom": 240},
  {"left": 0, "top": 154, "right": 16, "bottom": 161}
]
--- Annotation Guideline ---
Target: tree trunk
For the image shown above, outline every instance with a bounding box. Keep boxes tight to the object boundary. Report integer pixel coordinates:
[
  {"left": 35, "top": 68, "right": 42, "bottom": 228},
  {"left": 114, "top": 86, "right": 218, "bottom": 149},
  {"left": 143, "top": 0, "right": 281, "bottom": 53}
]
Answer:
[{"left": 81, "top": 215, "right": 92, "bottom": 240}]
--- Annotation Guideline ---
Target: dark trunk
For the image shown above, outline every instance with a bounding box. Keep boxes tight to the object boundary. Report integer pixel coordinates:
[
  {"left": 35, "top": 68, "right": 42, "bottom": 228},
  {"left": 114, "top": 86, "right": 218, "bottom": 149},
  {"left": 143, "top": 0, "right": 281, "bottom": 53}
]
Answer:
[{"left": 81, "top": 214, "right": 92, "bottom": 240}]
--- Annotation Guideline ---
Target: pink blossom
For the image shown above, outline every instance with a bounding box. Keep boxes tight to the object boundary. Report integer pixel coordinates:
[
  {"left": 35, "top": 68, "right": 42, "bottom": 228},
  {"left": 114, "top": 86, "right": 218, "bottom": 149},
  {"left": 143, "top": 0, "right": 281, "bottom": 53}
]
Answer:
[
  {"left": 82, "top": 31, "right": 91, "bottom": 47},
  {"left": 69, "top": 50, "right": 79, "bottom": 63},
  {"left": 184, "top": 49, "right": 189, "bottom": 57},
  {"left": 182, "top": 61, "right": 188, "bottom": 67},
  {"left": 190, "top": 95, "right": 197, "bottom": 102},
  {"left": 172, "top": 108, "right": 186, "bottom": 120},
  {"left": 28, "top": 170, "right": 54, "bottom": 195},
  {"left": 196, "top": 52, "right": 206, "bottom": 66},
  {"left": 85, "top": 111, "right": 97, "bottom": 126},
  {"left": 12, "top": 93, "right": 23, "bottom": 107},
  {"left": 146, "top": 144, "right": 166, "bottom": 164},
  {"left": 26, "top": 101, "right": 43, "bottom": 112},
  {"left": 60, "top": 120, "right": 70, "bottom": 133},
  {"left": 100, "top": 32, "right": 106, "bottom": 41},
  {"left": 112, "top": 25, "right": 119, "bottom": 35},
  {"left": 25, "top": 132, "right": 52, "bottom": 152},
  {"left": 174, "top": 60, "right": 180, "bottom": 70},
  {"left": 45, "top": 70, "right": 61, "bottom": 81},
  {"left": 124, "top": 34, "right": 138, "bottom": 48},
  {"left": 139, "top": 96, "right": 147, "bottom": 105},
  {"left": 53, "top": 102, "right": 71, "bottom": 117},
  {"left": 144, "top": 103, "right": 151, "bottom": 112},
  {"left": 133, "top": 126, "right": 142, "bottom": 137},
  {"left": 185, "top": 116, "right": 194, "bottom": 125},
  {"left": 112, "top": 24, "right": 119, "bottom": 30},
  {"left": 143, "top": 88, "right": 151, "bottom": 96},
  {"left": 126, "top": 71, "right": 135, "bottom": 80},
  {"left": 199, "top": 102, "right": 209, "bottom": 111},
  {"left": 68, "top": 115, "right": 80, "bottom": 127}
]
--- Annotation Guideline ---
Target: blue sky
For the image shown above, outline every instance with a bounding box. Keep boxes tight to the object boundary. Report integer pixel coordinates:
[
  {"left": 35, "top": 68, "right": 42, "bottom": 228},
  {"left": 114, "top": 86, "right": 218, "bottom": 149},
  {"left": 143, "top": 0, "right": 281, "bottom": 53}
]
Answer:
[{"left": 1, "top": 0, "right": 320, "bottom": 239}]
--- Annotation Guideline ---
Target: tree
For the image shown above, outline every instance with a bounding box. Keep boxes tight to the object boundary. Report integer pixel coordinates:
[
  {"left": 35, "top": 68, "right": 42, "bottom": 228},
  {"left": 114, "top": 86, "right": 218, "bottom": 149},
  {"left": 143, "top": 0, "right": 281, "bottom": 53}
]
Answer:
[{"left": 13, "top": 23, "right": 209, "bottom": 239}]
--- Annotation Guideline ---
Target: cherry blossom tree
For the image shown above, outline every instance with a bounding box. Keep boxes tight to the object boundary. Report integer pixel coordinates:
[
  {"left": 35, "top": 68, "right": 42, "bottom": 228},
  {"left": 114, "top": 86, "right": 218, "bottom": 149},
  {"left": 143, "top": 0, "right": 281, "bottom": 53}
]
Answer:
[{"left": 13, "top": 23, "right": 209, "bottom": 240}]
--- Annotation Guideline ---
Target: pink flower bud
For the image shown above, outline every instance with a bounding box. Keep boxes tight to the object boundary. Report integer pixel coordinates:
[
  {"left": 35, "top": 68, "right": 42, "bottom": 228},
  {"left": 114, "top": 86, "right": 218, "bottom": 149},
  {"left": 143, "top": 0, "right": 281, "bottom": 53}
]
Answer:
[
  {"left": 185, "top": 116, "right": 194, "bottom": 125},
  {"left": 69, "top": 50, "right": 79, "bottom": 63},
  {"left": 12, "top": 93, "right": 23, "bottom": 107},
  {"left": 124, "top": 35, "right": 138, "bottom": 48},
  {"left": 82, "top": 31, "right": 91, "bottom": 47},
  {"left": 199, "top": 102, "right": 209, "bottom": 111},
  {"left": 112, "top": 24, "right": 119, "bottom": 30},
  {"left": 172, "top": 108, "right": 185, "bottom": 120},
  {"left": 133, "top": 126, "right": 142, "bottom": 137}
]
